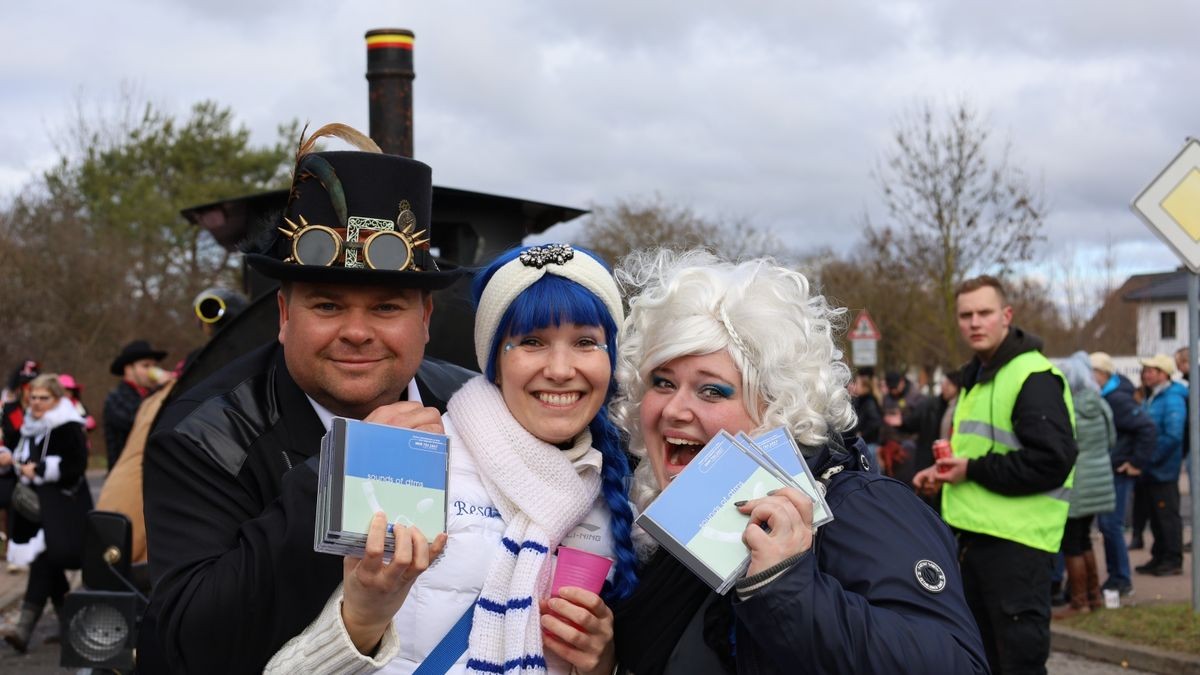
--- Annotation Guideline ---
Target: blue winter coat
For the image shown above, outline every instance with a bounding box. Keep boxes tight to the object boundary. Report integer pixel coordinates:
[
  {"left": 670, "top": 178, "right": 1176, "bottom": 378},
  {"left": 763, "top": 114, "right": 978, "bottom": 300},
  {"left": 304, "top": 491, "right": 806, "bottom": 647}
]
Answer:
[{"left": 1144, "top": 380, "right": 1188, "bottom": 482}]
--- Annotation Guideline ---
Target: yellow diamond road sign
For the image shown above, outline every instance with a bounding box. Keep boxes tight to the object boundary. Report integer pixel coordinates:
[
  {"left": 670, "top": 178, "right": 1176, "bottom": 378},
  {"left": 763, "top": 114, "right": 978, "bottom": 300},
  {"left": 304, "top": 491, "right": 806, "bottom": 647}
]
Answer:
[
  {"left": 1162, "top": 168, "right": 1200, "bottom": 240},
  {"left": 1132, "top": 138, "right": 1200, "bottom": 272}
]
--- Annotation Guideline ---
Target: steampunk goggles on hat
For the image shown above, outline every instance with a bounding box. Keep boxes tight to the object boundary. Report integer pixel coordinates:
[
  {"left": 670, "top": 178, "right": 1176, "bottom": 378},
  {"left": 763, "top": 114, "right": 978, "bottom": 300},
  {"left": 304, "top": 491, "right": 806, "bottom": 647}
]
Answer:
[{"left": 278, "top": 200, "right": 432, "bottom": 272}]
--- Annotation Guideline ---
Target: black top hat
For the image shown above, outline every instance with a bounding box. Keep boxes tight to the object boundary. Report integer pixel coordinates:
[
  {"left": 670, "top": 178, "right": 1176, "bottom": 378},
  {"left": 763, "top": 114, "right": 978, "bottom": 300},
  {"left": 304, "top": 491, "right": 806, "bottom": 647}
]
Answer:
[
  {"left": 110, "top": 340, "right": 168, "bottom": 376},
  {"left": 244, "top": 151, "right": 465, "bottom": 289}
]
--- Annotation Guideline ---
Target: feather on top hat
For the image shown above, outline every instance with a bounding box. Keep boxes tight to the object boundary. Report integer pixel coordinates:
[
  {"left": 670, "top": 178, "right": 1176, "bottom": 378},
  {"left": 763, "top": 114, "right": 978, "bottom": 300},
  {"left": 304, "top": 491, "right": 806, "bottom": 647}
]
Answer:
[{"left": 244, "top": 123, "right": 466, "bottom": 289}]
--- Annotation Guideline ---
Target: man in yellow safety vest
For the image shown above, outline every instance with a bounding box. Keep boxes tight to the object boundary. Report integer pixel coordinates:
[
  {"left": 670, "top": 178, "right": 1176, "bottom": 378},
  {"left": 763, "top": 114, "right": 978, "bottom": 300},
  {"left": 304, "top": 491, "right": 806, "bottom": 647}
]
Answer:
[{"left": 914, "top": 275, "right": 1077, "bottom": 675}]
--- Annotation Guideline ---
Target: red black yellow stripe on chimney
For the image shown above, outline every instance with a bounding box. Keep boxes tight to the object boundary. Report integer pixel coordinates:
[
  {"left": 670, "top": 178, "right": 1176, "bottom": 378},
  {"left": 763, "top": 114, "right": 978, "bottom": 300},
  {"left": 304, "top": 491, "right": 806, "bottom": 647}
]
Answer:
[{"left": 366, "top": 32, "right": 414, "bottom": 50}]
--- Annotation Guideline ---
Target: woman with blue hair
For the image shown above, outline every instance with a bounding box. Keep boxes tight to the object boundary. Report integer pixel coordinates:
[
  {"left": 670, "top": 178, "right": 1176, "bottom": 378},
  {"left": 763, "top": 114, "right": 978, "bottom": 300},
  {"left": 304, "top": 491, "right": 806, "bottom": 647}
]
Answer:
[{"left": 267, "top": 244, "right": 637, "bottom": 675}]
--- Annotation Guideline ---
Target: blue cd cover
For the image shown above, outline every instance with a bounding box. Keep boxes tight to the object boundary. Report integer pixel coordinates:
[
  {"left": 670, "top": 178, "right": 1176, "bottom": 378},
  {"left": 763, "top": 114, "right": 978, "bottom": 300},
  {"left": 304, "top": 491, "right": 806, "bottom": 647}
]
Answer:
[
  {"left": 636, "top": 427, "right": 835, "bottom": 593},
  {"left": 317, "top": 417, "right": 449, "bottom": 559}
]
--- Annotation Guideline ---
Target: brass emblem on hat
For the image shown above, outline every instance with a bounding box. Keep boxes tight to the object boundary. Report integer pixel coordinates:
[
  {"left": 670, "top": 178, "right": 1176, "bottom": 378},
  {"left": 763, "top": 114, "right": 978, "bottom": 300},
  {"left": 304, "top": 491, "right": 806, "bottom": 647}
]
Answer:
[
  {"left": 345, "top": 216, "right": 394, "bottom": 268},
  {"left": 397, "top": 200, "right": 418, "bottom": 231}
]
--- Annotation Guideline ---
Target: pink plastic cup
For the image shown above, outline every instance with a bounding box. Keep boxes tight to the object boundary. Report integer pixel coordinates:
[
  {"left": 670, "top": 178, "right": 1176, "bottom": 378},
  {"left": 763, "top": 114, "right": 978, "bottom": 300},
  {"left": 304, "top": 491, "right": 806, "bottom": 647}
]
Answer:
[{"left": 551, "top": 546, "right": 613, "bottom": 597}]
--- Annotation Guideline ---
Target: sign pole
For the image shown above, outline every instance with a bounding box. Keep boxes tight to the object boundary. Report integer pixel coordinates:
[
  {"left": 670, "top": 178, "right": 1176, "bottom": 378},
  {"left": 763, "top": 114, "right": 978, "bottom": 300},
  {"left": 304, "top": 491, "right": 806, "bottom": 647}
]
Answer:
[
  {"left": 1191, "top": 272, "right": 1199, "bottom": 612},
  {"left": 1129, "top": 136, "right": 1200, "bottom": 612}
]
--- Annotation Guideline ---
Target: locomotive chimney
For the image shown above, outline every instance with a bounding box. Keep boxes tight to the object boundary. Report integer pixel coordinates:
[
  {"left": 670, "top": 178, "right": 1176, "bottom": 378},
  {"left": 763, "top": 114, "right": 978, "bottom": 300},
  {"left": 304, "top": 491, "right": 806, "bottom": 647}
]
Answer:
[{"left": 365, "top": 28, "right": 415, "bottom": 157}]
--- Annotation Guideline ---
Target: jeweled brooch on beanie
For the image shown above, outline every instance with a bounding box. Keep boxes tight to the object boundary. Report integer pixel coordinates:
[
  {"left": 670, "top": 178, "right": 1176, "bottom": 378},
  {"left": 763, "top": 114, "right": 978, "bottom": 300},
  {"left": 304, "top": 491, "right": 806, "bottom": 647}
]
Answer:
[{"left": 519, "top": 244, "right": 574, "bottom": 268}]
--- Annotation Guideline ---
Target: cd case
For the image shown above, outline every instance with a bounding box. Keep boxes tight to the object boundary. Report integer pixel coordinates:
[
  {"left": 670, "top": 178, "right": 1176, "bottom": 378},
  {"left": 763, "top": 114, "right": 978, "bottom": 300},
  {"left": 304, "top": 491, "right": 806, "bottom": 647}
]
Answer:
[
  {"left": 635, "top": 427, "right": 833, "bottom": 594},
  {"left": 315, "top": 417, "right": 449, "bottom": 560}
]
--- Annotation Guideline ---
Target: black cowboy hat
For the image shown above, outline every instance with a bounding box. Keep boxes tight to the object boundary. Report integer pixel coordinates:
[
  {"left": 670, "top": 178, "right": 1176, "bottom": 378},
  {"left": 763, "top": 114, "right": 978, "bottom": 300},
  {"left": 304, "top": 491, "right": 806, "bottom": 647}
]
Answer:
[
  {"left": 110, "top": 340, "right": 168, "bottom": 376},
  {"left": 244, "top": 151, "right": 465, "bottom": 289}
]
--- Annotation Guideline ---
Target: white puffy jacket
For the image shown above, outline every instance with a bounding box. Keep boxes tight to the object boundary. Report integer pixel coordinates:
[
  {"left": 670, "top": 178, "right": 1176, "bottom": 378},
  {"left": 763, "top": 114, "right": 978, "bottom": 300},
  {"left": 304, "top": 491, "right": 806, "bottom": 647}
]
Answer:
[{"left": 266, "top": 414, "right": 616, "bottom": 675}]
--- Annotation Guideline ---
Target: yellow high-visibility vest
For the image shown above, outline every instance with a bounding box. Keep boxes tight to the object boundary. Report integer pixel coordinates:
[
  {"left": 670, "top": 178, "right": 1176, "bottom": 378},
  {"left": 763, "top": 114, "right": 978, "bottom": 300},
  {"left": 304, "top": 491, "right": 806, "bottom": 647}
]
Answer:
[{"left": 942, "top": 350, "right": 1075, "bottom": 553}]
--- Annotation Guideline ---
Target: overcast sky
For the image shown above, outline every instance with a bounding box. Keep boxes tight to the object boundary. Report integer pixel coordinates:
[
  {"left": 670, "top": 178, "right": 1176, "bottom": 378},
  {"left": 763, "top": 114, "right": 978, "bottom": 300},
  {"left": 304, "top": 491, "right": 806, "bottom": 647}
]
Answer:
[{"left": 4, "top": 1, "right": 1196, "bottom": 286}]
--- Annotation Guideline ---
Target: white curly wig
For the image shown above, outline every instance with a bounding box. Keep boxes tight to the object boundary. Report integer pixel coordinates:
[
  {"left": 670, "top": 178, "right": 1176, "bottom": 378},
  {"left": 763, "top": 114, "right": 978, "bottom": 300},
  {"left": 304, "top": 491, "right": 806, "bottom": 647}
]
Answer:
[{"left": 612, "top": 248, "right": 857, "bottom": 509}]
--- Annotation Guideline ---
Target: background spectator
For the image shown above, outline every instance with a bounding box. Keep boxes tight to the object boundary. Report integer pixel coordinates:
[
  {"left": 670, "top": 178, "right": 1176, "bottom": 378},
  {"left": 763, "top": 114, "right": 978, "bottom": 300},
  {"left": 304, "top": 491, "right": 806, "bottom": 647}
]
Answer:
[
  {"left": 102, "top": 340, "right": 168, "bottom": 471},
  {"left": 1090, "top": 351, "right": 1155, "bottom": 597},
  {"left": 850, "top": 367, "right": 882, "bottom": 451},
  {"left": 1134, "top": 354, "right": 1187, "bottom": 577},
  {"left": 1053, "top": 352, "right": 1115, "bottom": 618},
  {"left": 0, "top": 374, "right": 93, "bottom": 653}
]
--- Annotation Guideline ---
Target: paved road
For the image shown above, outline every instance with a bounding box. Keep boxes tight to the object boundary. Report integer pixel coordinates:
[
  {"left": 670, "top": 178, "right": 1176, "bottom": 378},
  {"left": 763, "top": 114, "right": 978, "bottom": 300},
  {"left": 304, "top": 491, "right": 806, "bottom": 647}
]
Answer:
[
  {"left": 1049, "top": 649, "right": 1154, "bottom": 674},
  {"left": 0, "top": 639, "right": 1160, "bottom": 675}
]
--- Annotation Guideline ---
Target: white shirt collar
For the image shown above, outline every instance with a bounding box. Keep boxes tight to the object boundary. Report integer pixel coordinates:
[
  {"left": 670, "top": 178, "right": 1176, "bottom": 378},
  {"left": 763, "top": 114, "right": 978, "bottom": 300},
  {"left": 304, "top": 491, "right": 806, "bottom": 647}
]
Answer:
[
  {"left": 305, "top": 378, "right": 423, "bottom": 432},
  {"left": 559, "top": 428, "right": 605, "bottom": 474}
]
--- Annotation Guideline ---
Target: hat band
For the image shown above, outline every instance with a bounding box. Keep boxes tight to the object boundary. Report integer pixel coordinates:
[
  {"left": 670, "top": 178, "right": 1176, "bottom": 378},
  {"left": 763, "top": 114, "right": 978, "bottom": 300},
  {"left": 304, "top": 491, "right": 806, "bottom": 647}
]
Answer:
[
  {"left": 277, "top": 214, "right": 436, "bottom": 272},
  {"left": 474, "top": 245, "right": 622, "bottom": 372}
]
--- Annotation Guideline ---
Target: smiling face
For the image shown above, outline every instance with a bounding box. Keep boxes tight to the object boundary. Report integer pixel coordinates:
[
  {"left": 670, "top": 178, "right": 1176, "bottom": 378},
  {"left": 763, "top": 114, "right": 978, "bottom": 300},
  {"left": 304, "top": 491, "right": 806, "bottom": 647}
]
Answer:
[
  {"left": 278, "top": 281, "right": 432, "bottom": 419},
  {"left": 639, "top": 351, "right": 757, "bottom": 489},
  {"left": 497, "top": 322, "right": 611, "bottom": 445}
]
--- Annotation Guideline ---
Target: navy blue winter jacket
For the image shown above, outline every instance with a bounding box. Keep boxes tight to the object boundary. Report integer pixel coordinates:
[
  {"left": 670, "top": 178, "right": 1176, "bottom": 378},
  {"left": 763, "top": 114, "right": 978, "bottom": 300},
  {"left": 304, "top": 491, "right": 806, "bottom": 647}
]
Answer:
[
  {"left": 730, "top": 440, "right": 989, "bottom": 674},
  {"left": 1100, "top": 373, "right": 1156, "bottom": 470},
  {"left": 615, "top": 439, "right": 988, "bottom": 674}
]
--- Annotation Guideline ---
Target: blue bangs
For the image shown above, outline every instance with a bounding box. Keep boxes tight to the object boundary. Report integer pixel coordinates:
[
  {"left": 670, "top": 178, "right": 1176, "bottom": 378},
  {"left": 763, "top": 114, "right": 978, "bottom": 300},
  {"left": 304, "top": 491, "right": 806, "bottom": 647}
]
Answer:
[
  {"left": 473, "top": 246, "right": 619, "bottom": 384},
  {"left": 484, "top": 274, "right": 618, "bottom": 382}
]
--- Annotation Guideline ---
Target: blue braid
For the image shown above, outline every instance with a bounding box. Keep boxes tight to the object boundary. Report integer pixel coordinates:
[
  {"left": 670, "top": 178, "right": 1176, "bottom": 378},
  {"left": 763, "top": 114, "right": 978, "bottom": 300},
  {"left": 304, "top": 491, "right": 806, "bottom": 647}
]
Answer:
[{"left": 592, "top": 407, "right": 639, "bottom": 602}]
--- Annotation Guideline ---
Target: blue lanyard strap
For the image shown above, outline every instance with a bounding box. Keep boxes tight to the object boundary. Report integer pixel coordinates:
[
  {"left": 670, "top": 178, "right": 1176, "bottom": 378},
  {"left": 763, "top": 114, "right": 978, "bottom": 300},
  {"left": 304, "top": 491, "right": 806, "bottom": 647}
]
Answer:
[{"left": 412, "top": 602, "right": 475, "bottom": 675}]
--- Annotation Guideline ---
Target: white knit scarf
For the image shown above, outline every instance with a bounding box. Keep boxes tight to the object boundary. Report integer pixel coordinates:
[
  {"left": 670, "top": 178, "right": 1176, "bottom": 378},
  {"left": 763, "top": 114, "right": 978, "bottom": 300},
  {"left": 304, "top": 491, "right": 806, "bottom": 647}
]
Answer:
[
  {"left": 19, "top": 396, "right": 84, "bottom": 441},
  {"left": 448, "top": 376, "right": 602, "bottom": 674}
]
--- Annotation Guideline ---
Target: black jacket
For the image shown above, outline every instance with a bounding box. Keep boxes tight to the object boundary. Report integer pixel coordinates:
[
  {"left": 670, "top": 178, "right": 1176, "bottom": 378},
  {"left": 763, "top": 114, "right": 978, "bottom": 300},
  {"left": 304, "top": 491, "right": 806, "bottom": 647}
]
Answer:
[
  {"left": 896, "top": 393, "right": 953, "bottom": 508},
  {"left": 960, "top": 328, "right": 1078, "bottom": 495},
  {"left": 1102, "top": 374, "right": 1157, "bottom": 470},
  {"left": 142, "top": 342, "right": 472, "bottom": 674},
  {"left": 22, "top": 421, "right": 93, "bottom": 569},
  {"left": 104, "top": 380, "right": 145, "bottom": 470},
  {"left": 615, "top": 439, "right": 988, "bottom": 674},
  {"left": 851, "top": 394, "right": 882, "bottom": 445},
  {"left": 1, "top": 400, "right": 22, "bottom": 450}
]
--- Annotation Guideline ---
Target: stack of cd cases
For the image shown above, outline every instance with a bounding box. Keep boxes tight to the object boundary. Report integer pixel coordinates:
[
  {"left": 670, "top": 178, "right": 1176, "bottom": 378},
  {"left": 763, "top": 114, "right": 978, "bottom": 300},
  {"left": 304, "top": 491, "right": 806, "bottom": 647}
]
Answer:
[
  {"left": 635, "top": 427, "right": 834, "bottom": 594},
  {"left": 315, "top": 417, "right": 450, "bottom": 560}
]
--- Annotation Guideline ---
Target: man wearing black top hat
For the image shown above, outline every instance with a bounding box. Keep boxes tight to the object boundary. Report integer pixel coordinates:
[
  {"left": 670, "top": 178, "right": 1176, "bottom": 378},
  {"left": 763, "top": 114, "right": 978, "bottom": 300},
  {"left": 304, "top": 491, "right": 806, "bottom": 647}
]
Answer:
[
  {"left": 103, "top": 340, "right": 168, "bottom": 471},
  {"left": 141, "top": 126, "right": 474, "bottom": 674}
]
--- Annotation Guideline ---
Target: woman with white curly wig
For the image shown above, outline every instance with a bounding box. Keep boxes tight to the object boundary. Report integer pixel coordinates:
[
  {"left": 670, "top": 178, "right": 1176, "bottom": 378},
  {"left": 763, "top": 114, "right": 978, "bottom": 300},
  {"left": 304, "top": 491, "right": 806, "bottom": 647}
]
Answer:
[{"left": 609, "top": 249, "right": 987, "bottom": 675}]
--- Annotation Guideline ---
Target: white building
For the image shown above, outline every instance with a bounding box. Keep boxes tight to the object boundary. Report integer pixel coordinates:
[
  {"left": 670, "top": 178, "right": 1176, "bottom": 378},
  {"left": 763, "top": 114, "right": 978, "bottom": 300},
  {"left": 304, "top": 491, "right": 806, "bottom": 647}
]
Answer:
[{"left": 1125, "top": 269, "right": 1190, "bottom": 358}]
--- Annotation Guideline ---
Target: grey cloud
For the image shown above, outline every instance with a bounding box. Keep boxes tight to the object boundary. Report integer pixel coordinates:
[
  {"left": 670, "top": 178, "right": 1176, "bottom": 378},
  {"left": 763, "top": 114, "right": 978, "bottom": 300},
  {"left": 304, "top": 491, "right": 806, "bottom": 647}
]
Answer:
[{"left": 2, "top": 1, "right": 1196, "bottom": 278}]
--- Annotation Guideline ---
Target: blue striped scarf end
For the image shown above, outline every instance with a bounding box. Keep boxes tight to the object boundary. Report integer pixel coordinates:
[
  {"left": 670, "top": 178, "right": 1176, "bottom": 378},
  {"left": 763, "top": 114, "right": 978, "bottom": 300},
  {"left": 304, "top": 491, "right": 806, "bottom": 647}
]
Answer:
[
  {"left": 476, "top": 595, "right": 534, "bottom": 615},
  {"left": 466, "top": 655, "right": 547, "bottom": 673},
  {"left": 500, "top": 537, "right": 550, "bottom": 556}
]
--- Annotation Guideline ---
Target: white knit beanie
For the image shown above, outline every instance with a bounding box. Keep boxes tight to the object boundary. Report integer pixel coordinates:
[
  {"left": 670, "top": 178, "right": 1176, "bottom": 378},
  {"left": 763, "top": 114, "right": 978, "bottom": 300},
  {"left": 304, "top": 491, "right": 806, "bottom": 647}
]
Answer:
[{"left": 474, "top": 244, "right": 624, "bottom": 373}]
